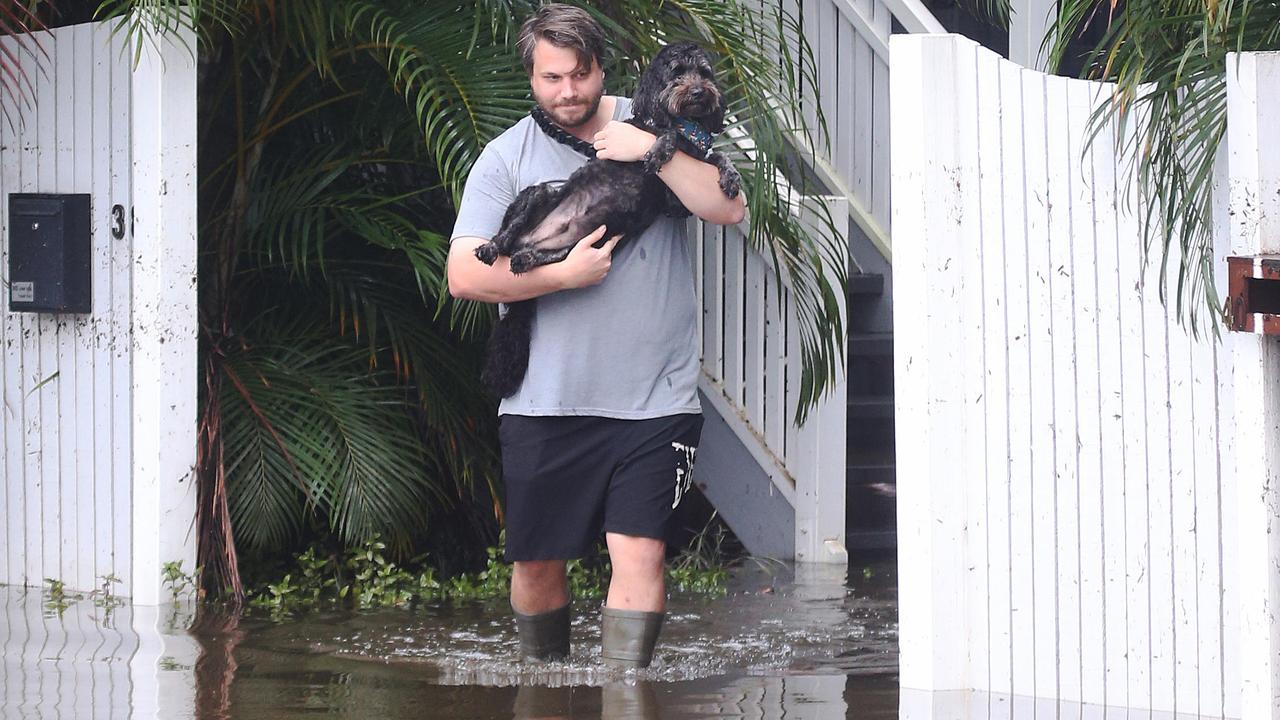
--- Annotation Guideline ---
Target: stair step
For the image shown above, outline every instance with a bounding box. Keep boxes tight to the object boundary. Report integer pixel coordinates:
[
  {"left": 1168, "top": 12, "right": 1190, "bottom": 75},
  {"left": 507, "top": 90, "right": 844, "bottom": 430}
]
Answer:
[
  {"left": 848, "top": 332, "right": 892, "bottom": 357},
  {"left": 847, "top": 446, "right": 894, "bottom": 471},
  {"left": 847, "top": 395, "right": 893, "bottom": 420},
  {"left": 848, "top": 273, "right": 885, "bottom": 297}
]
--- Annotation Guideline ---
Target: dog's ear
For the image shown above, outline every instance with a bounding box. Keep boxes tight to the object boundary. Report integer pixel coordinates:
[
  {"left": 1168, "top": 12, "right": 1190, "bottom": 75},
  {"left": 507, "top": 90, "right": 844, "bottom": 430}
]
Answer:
[
  {"left": 632, "top": 52, "right": 671, "bottom": 127},
  {"left": 705, "top": 94, "right": 726, "bottom": 134}
]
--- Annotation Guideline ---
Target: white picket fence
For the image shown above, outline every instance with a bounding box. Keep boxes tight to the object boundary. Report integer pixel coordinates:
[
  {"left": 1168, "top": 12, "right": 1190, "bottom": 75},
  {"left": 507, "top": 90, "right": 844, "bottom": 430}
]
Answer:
[
  {"left": 893, "top": 34, "right": 1280, "bottom": 718},
  {"left": 691, "top": 199, "right": 849, "bottom": 563},
  {"left": 0, "top": 19, "right": 198, "bottom": 604}
]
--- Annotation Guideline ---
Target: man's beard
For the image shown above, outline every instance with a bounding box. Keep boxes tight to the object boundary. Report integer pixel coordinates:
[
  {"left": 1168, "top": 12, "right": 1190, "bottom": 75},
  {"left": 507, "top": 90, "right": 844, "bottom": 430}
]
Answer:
[{"left": 538, "top": 92, "right": 603, "bottom": 129}]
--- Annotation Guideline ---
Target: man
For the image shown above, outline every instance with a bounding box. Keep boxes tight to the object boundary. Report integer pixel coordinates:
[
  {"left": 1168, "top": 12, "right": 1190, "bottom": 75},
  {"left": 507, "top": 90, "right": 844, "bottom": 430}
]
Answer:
[{"left": 447, "top": 3, "right": 745, "bottom": 669}]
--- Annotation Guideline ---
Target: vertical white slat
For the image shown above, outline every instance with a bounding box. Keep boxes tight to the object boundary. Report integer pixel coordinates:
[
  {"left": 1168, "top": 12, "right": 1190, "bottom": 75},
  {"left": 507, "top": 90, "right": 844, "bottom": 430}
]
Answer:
[
  {"left": 702, "top": 225, "right": 724, "bottom": 383},
  {"left": 1021, "top": 66, "right": 1058, "bottom": 702},
  {"left": 1143, "top": 253, "right": 1176, "bottom": 712},
  {"left": 851, "top": 29, "right": 873, "bottom": 205},
  {"left": 55, "top": 25, "right": 80, "bottom": 593},
  {"left": 36, "top": 23, "right": 61, "bottom": 594},
  {"left": 764, "top": 271, "right": 787, "bottom": 454},
  {"left": 999, "top": 55, "right": 1035, "bottom": 701},
  {"left": 22, "top": 27, "right": 46, "bottom": 591},
  {"left": 1045, "top": 73, "right": 1082, "bottom": 704},
  {"left": 0, "top": 34, "right": 19, "bottom": 587},
  {"left": 781, "top": 286, "right": 796, "bottom": 464},
  {"left": 836, "top": 15, "right": 856, "bottom": 195},
  {"left": 92, "top": 22, "right": 116, "bottom": 589},
  {"left": 975, "top": 45, "right": 1012, "bottom": 697},
  {"left": 1090, "top": 100, "right": 1129, "bottom": 711},
  {"left": 801, "top": 0, "right": 820, "bottom": 141},
  {"left": 111, "top": 25, "right": 133, "bottom": 594},
  {"left": 870, "top": 16, "right": 891, "bottom": 230},
  {"left": 72, "top": 22, "right": 97, "bottom": 595},
  {"left": 722, "top": 227, "right": 745, "bottom": 405},
  {"left": 1194, "top": 128, "right": 1228, "bottom": 719},
  {"left": 818, "top": 0, "right": 839, "bottom": 164},
  {"left": 690, "top": 217, "right": 703, "bottom": 353},
  {"left": 1067, "top": 77, "right": 1106, "bottom": 709},
  {"left": 1165, "top": 286, "right": 1199, "bottom": 712},
  {"left": 743, "top": 247, "right": 766, "bottom": 429},
  {"left": 891, "top": 33, "right": 968, "bottom": 691},
  {"left": 1116, "top": 116, "right": 1152, "bottom": 709},
  {"left": 954, "top": 39, "right": 989, "bottom": 694}
]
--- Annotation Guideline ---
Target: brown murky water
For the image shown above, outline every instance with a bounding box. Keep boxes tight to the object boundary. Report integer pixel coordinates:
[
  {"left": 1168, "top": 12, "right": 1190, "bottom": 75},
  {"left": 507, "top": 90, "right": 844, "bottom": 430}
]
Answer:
[{"left": 1, "top": 558, "right": 898, "bottom": 718}]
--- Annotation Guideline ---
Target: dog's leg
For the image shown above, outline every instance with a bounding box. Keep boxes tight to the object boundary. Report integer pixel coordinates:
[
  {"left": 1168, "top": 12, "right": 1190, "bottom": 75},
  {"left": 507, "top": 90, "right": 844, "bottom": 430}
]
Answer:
[
  {"left": 643, "top": 132, "right": 681, "bottom": 176},
  {"left": 706, "top": 150, "right": 742, "bottom": 199},
  {"left": 509, "top": 244, "right": 575, "bottom": 274},
  {"left": 475, "top": 183, "right": 562, "bottom": 265}
]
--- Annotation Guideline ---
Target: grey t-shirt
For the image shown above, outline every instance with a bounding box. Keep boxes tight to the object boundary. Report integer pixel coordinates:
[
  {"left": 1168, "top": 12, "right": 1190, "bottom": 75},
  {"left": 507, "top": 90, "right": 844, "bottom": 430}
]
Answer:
[{"left": 450, "top": 97, "right": 701, "bottom": 419}]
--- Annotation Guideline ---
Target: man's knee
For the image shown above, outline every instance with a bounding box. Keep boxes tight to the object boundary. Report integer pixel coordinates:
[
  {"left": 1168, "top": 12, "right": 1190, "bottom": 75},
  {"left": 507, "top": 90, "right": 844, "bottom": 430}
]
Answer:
[
  {"left": 606, "top": 533, "right": 665, "bottom": 575},
  {"left": 513, "top": 559, "right": 568, "bottom": 585}
]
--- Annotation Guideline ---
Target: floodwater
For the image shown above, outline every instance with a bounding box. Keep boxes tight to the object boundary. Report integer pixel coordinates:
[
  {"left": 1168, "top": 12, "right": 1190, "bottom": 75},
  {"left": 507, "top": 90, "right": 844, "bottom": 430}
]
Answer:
[{"left": 1, "top": 558, "right": 899, "bottom": 719}]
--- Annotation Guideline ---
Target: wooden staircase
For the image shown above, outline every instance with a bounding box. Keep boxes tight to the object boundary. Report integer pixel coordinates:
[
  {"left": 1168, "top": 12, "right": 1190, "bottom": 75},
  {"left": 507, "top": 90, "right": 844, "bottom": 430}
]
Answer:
[{"left": 846, "top": 273, "right": 896, "bottom": 549}]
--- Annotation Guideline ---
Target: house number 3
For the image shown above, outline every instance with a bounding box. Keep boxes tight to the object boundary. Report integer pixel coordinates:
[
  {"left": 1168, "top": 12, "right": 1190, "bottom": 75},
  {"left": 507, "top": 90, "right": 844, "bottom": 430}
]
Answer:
[{"left": 111, "top": 204, "right": 126, "bottom": 239}]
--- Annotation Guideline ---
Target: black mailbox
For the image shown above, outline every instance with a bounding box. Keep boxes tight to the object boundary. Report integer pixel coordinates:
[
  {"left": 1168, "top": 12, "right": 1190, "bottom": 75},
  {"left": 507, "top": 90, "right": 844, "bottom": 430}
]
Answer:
[{"left": 8, "top": 193, "right": 92, "bottom": 313}]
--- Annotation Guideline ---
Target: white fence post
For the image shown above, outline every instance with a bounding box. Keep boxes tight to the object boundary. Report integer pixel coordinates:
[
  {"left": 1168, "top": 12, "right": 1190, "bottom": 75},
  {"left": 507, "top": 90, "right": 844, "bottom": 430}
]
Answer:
[
  {"left": 130, "top": 18, "right": 199, "bottom": 606},
  {"left": 792, "top": 196, "right": 849, "bottom": 564},
  {"left": 890, "top": 33, "right": 971, "bottom": 692},
  {"left": 1224, "top": 50, "right": 1280, "bottom": 720}
]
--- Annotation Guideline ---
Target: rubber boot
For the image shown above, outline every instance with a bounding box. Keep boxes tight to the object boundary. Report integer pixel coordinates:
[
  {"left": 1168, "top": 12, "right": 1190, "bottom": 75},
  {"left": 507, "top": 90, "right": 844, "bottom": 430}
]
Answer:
[
  {"left": 513, "top": 602, "right": 571, "bottom": 662},
  {"left": 600, "top": 607, "right": 665, "bottom": 669}
]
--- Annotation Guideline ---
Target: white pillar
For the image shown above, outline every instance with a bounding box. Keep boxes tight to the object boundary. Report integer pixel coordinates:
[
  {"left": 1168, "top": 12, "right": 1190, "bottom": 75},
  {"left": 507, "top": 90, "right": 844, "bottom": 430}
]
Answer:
[
  {"left": 1008, "top": 0, "right": 1055, "bottom": 70},
  {"left": 1224, "top": 50, "right": 1280, "bottom": 720},
  {"left": 129, "top": 16, "right": 198, "bottom": 606}
]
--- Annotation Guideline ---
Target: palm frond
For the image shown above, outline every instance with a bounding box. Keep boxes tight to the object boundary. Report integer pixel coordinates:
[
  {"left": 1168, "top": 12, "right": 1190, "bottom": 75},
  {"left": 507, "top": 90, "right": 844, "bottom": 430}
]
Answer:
[{"left": 1047, "top": 0, "right": 1280, "bottom": 332}]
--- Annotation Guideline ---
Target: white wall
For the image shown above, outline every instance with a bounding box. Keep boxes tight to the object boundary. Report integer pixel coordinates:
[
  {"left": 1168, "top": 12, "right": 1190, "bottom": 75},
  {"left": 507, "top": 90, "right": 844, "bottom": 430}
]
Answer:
[
  {"left": 891, "top": 34, "right": 1244, "bottom": 717},
  {"left": 0, "top": 19, "right": 197, "bottom": 605}
]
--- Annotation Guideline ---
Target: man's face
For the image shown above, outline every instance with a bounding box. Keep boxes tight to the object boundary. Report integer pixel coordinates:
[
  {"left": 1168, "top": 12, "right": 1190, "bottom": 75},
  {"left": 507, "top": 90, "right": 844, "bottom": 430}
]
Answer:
[{"left": 529, "top": 40, "right": 604, "bottom": 129}]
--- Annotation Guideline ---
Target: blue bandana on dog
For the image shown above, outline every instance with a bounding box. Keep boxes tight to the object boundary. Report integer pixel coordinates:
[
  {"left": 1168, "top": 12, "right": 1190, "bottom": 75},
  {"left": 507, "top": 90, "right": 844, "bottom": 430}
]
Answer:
[{"left": 675, "top": 117, "right": 714, "bottom": 159}]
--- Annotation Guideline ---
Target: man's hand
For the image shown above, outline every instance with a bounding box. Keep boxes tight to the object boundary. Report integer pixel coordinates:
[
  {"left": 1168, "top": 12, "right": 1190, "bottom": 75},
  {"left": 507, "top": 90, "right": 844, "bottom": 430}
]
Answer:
[
  {"left": 593, "top": 121, "right": 656, "bottom": 162},
  {"left": 557, "top": 225, "right": 623, "bottom": 289}
]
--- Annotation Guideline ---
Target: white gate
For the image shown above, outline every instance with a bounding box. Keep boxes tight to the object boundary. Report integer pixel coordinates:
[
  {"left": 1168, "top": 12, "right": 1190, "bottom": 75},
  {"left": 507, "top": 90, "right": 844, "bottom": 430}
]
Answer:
[
  {"left": 890, "top": 34, "right": 1266, "bottom": 717},
  {"left": 0, "top": 19, "right": 197, "bottom": 605}
]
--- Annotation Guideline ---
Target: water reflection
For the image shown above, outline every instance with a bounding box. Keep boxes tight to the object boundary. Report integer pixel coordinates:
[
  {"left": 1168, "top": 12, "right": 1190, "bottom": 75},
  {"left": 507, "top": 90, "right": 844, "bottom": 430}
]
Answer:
[{"left": 1, "top": 558, "right": 900, "bottom": 718}]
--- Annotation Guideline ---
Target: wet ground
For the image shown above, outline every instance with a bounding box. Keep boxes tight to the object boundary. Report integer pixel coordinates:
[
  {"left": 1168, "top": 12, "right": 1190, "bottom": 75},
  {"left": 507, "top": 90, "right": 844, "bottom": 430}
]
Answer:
[{"left": 1, "top": 557, "right": 899, "bottom": 718}]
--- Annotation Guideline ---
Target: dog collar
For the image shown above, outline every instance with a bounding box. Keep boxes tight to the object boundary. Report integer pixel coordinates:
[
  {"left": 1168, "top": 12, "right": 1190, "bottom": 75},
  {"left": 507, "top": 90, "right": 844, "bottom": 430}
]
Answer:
[{"left": 675, "top": 117, "right": 714, "bottom": 159}]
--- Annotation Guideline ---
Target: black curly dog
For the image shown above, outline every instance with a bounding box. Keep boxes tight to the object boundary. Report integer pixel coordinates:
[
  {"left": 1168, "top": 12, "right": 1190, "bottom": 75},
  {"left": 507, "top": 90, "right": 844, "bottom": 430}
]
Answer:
[{"left": 475, "top": 42, "right": 741, "bottom": 398}]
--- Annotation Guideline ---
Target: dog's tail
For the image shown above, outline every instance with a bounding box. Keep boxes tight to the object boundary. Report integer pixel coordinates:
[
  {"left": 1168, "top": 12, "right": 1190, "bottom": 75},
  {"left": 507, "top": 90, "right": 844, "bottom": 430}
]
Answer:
[{"left": 482, "top": 299, "right": 535, "bottom": 398}]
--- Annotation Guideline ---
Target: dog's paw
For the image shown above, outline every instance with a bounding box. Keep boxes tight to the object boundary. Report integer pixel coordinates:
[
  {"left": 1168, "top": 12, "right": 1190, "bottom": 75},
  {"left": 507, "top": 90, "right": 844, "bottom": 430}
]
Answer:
[
  {"left": 474, "top": 243, "right": 500, "bottom": 266},
  {"left": 509, "top": 250, "right": 536, "bottom": 274},
  {"left": 719, "top": 166, "right": 742, "bottom": 199}
]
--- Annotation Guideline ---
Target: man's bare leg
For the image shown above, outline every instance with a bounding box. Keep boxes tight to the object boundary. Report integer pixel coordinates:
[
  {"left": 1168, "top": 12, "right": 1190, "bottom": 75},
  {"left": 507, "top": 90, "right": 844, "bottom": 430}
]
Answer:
[
  {"left": 511, "top": 559, "right": 571, "bottom": 661},
  {"left": 602, "top": 533, "right": 667, "bottom": 668},
  {"left": 604, "top": 533, "right": 665, "bottom": 611},
  {"left": 512, "top": 559, "right": 569, "bottom": 613}
]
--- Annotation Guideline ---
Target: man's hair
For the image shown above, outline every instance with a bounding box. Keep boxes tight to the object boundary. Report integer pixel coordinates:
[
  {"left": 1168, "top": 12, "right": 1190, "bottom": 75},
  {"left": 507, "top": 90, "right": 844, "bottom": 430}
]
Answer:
[{"left": 516, "top": 3, "right": 606, "bottom": 75}]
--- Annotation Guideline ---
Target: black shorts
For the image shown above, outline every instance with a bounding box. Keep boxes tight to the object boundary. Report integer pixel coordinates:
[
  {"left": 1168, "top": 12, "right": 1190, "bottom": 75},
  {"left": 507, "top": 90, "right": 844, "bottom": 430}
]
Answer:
[{"left": 499, "top": 413, "right": 704, "bottom": 562}]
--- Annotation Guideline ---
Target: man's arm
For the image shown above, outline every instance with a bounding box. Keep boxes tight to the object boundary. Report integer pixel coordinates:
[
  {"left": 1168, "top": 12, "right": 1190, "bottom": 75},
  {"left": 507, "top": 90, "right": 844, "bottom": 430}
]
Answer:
[
  {"left": 592, "top": 121, "right": 746, "bottom": 225},
  {"left": 447, "top": 227, "right": 621, "bottom": 303}
]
